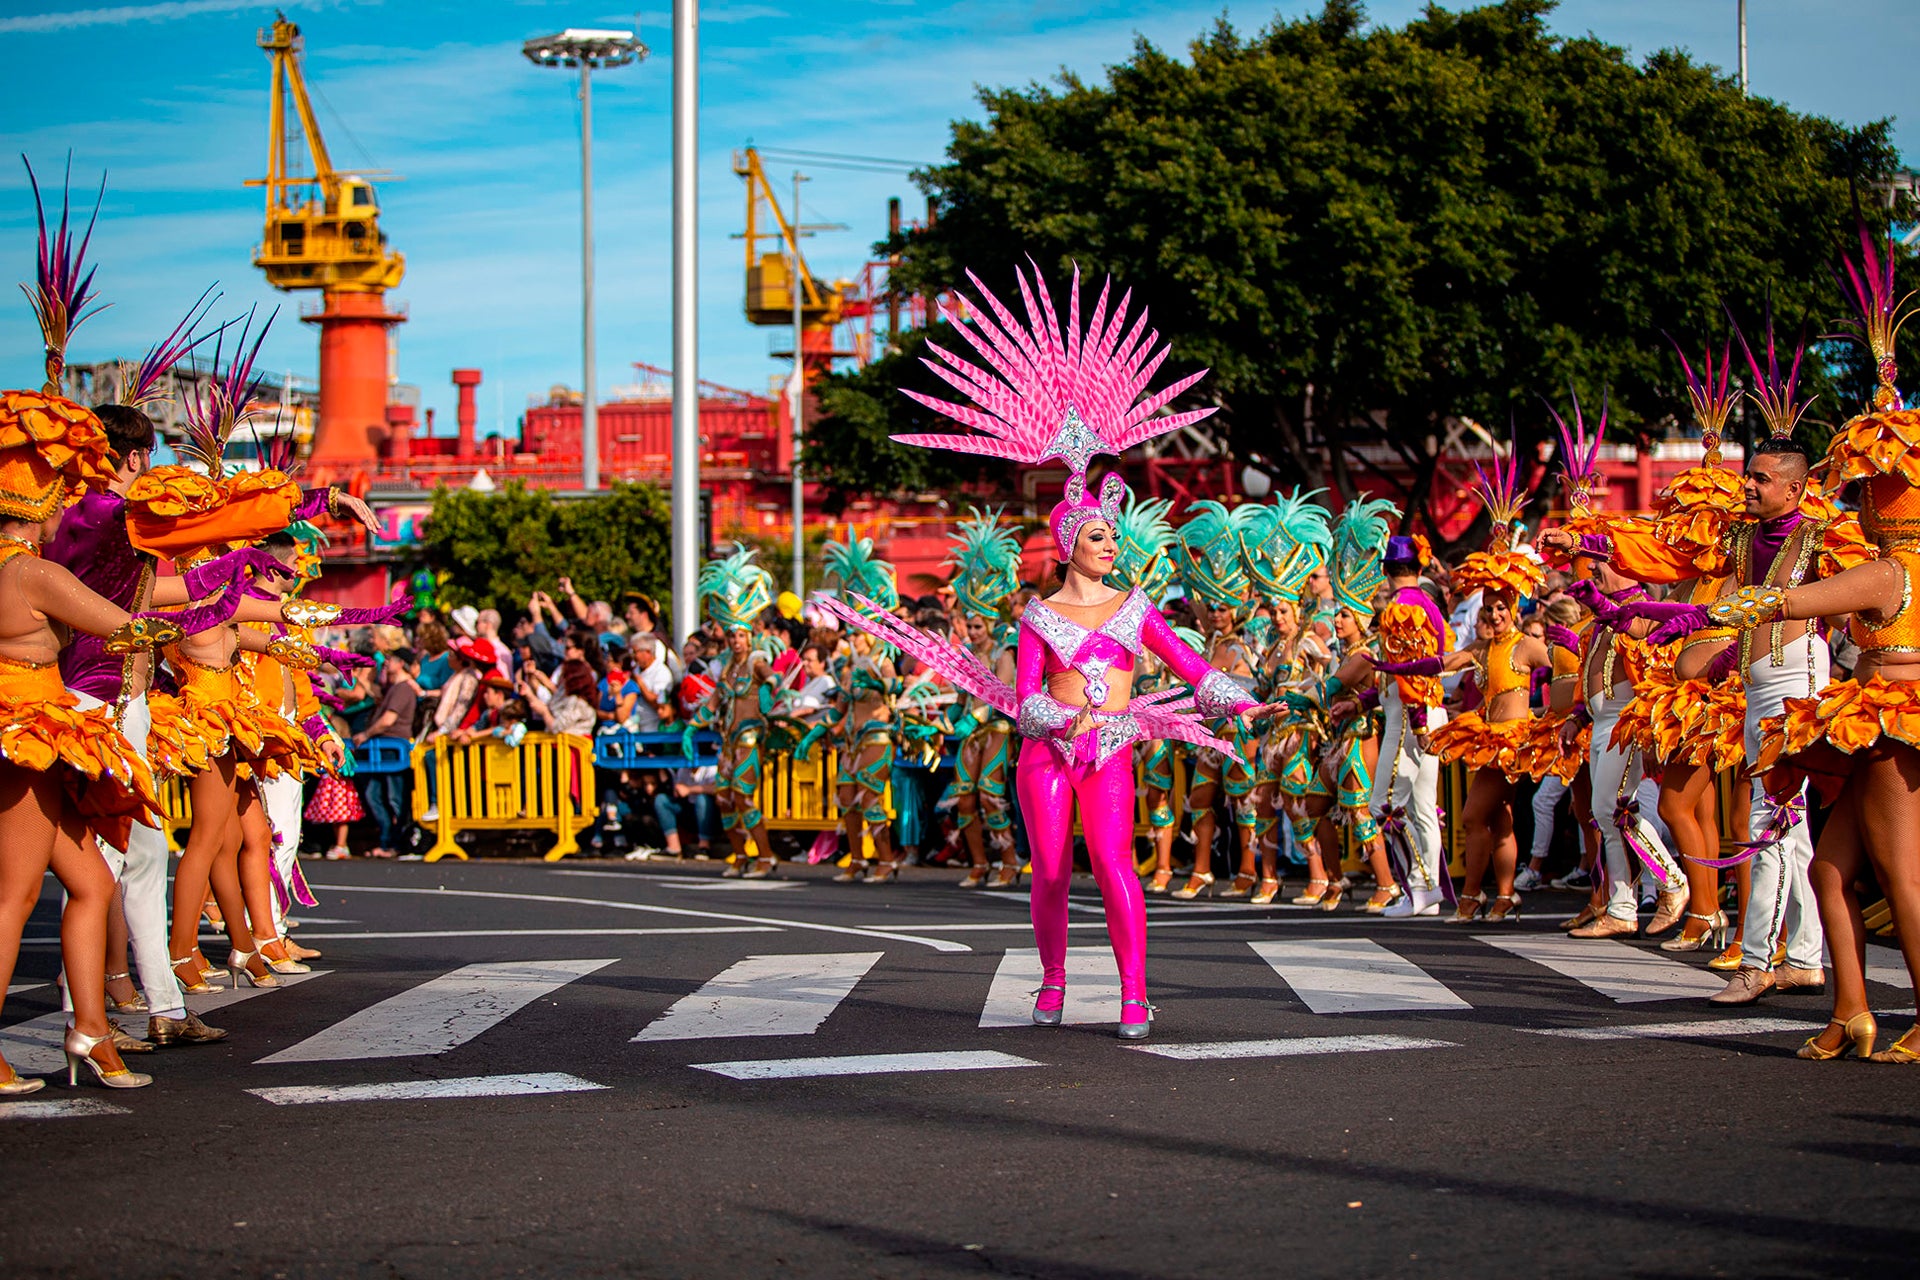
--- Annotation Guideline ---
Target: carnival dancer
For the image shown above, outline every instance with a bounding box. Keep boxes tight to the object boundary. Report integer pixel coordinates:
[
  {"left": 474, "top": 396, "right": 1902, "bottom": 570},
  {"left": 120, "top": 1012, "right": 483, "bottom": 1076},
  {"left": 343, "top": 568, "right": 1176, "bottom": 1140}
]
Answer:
[
  {"left": 1239, "top": 489, "right": 1335, "bottom": 904},
  {"left": 1104, "top": 496, "right": 1187, "bottom": 893},
  {"left": 1375, "top": 453, "right": 1551, "bottom": 924},
  {"left": 813, "top": 263, "right": 1281, "bottom": 1038},
  {"left": 943, "top": 508, "right": 1023, "bottom": 889},
  {"left": 1544, "top": 396, "right": 1686, "bottom": 938},
  {"left": 1171, "top": 500, "right": 1265, "bottom": 899},
  {"left": 694, "top": 547, "right": 781, "bottom": 879},
  {"left": 1572, "top": 339, "right": 1749, "bottom": 954},
  {"left": 1365, "top": 534, "right": 1454, "bottom": 917},
  {"left": 1552, "top": 320, "right": 1873, "bottom": 1004},
  {"left": 818, "top": 535, "right": 905, "bottom": 883},
  {"left": 1692, "top": 233, "right": 1920, "bottom": 1060}
]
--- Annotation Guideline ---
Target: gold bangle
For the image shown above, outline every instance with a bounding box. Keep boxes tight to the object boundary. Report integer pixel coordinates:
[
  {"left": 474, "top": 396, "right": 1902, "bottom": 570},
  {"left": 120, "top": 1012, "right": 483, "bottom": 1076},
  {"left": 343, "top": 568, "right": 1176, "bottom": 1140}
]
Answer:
[
  {"left": 1704, "top": 585, "right": 1788, "bottom": 631},
  {"left": 266, "top": 635, "right": 322, "bottom": 670},
  {"left": 281, "top": 599, "right": 341, "bottom": 627},
  {"left": 106, "top": 617, "right": 184, "bottom": 654}
]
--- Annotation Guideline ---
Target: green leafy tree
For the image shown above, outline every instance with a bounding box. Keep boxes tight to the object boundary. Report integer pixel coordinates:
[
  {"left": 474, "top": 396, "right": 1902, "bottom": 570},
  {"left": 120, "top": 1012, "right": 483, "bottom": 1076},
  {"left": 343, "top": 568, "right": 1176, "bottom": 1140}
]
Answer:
[
  {"left": 424, "top": 480, "right": 673, "bottom": 621},
  {"left": 823, "top": 0, "right": 1911, "bottom": 547}
]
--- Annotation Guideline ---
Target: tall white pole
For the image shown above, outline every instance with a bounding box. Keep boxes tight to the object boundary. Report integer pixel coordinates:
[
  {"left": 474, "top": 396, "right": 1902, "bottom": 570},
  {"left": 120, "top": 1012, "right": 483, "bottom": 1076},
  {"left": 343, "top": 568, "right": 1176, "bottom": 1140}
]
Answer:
[
  {"left": 790, "top": 170, "right": 805, "bottom": 599},
  {"left": 579, "top": 60, "right": 599, "bottom": 492},
  {"left": 670, "top": 0, "right": 700, "bottom": 644},
  {"left": 1738, "top": 0, "right": 1748, "bottom": 95}
]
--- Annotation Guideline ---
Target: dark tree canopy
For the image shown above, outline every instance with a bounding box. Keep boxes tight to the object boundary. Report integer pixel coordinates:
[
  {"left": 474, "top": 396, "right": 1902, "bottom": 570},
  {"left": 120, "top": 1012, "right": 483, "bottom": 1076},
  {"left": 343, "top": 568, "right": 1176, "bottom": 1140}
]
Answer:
[{"left": 809, "top": 0, "right": 1911, "bottom": 532}]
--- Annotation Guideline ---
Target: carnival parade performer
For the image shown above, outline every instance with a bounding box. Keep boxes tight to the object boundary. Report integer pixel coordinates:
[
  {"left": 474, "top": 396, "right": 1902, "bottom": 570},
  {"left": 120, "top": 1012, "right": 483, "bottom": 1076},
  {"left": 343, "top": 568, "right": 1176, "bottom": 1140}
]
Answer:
[
  {"left": 812, "top": 263, "right": 1282, "bottom": 1038},
  {"left": 1543, "top": 395, "right": 1686, "bottom": 939},
  {"left": 1365, "top": 533, "right": 1454, "bottom": 917},
  {"left": 1693, "top": 233, "right": 1920, "bottom": 1061},
  {"left": 1377, "top": 452, "right": 1551, "bottom": 924},
  {"left": 943, "top": 508, "right": 1023, "bottom": 889},
  {"left": 1171, "top": 500, "right": 1265, "bottom": 898},
  {"left": 817, "top": 535, "right": 906, "bottom": 883},
  {"left": 693, "top": 547, "right": 782, "bottom": 880},
  {"left": 1551, "top": 317, "right": 1874, "bottom": 1005}
]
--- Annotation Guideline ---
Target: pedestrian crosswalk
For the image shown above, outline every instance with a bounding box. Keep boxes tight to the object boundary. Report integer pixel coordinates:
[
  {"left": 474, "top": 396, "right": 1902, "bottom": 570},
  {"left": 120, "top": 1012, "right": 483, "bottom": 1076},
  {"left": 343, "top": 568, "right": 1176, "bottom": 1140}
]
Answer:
[{"left": 5, "top": 930, "right": 1912, "bottom": 1115}]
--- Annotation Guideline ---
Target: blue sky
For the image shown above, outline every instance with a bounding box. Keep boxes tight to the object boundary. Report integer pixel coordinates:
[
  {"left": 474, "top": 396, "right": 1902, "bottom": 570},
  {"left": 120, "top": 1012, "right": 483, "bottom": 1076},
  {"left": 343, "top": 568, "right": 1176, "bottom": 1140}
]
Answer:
[{"left": 1, "top": 0, "right": 1913, "bottom": 439}]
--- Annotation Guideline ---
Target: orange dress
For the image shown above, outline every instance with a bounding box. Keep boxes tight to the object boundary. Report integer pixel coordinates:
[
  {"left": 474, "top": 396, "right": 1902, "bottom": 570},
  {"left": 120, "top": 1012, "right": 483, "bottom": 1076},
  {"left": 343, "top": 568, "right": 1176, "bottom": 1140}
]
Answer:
[
  {"left": 164, "top": 647, "right": 301, "bottom": 781},
  {"left": 1431, "top": 631, "right": 1535, "bottom": 781},
  {"left": 0, "top": 653, "right": 161, "bottom": 851}
]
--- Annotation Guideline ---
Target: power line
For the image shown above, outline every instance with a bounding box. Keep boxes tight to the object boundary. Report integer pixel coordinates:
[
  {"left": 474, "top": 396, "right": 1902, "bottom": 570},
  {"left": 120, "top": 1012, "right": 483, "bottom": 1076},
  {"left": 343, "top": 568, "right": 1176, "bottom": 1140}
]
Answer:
[{"left": 753, "top": 146, "right": 933, "bottom": 173}]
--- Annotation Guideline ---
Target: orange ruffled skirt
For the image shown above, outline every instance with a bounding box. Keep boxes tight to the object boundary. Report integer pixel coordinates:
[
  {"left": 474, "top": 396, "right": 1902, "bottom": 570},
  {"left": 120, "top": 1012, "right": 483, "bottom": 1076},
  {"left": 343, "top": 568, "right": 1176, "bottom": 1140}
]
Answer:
[
  {"left": 0, "top": 663, "right": 161, "bottom": 851},
  {"left": 1517, "top": 713, "right": 1587, "bottom": 783},
  {"left": 166, "top": 687, "right": 311, "bottom": 781},
  {"left": 1611, "top": 675, "right": 1745, "bottom": 771},
  {"left": 1757, "top": 676, "right": 1920, "bottom": 806},
  {"left": 1430, "top": 709, "right": 1533, "bottom": 781}
]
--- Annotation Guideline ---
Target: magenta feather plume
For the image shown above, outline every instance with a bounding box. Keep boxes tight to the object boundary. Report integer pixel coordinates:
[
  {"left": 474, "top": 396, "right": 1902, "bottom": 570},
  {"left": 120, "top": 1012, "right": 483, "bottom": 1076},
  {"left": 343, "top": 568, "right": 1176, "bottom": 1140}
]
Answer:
[
  {"left": 1832, "top": 221, "right": 1916, "bottom": 376},
  {"left": 127, "top": 284, "right": 222, "bottom": 408},
  {"left": 1470, "top": 426, "right": 1526, "bottom": 527},
  {"left": 1729, "top": 296, "right": 1812, "bottom": 440},
  {"left": 892, "top": 258, "right": 1217, "bottom": 472},
  {"left": 1668, "top": 332, "right": 1736, "bottom": 434},
  {"left": 1545, "top": 385, "right": 1604, "bottom": 488},
  {"left": 178, "top": 304, "right": 278, "bottom": 477},
  {"left": 19, "top": 154, "right": 109, "bottom": 367}
]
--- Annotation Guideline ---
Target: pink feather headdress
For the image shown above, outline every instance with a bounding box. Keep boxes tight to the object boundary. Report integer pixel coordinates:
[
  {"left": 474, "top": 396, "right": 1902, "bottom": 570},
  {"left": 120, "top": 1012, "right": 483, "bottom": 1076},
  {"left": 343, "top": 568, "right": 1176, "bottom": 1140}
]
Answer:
[{"left": 893, "top": 260, "right": 1217, "bottom": 560}]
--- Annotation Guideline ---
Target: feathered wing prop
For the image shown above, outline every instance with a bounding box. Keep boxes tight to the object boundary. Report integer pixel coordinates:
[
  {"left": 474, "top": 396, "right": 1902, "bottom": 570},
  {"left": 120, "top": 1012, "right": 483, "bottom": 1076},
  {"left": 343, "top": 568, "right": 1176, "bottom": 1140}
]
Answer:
[{"left": 814, "top": 592, "right": 1015, "bottom": 716}]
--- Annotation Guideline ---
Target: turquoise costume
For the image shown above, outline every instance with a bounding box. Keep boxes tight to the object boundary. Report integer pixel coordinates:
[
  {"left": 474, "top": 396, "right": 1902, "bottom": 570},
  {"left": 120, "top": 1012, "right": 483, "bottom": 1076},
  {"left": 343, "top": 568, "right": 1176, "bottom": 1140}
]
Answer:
[
  {"left": 821, "top": 535, "right": 903, "bottom": 875},
  {"left": 944, "top": 508, "right": 1023, "bottom": 877},
  {"left": 696, "top": 548, "right": 777, "bottom": 850},
  {"left": 1107, "top": 495, "right": 1184, "bottom": 836}
]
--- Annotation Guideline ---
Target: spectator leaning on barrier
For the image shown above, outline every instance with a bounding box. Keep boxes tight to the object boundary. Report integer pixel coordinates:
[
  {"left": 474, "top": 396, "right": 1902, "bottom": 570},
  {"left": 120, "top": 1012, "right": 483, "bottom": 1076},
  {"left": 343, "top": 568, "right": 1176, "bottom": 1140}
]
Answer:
[
  {"left": 526, "top": 658, "right": 600, "bottom": 736},
  {"left": 630, "top": 637, "right": 673, "bottom": 733},
  {"left": 354, "top": 647, "right": 420, "bottom": 859},
  {"left": 792, "top": 644, "right": 835, "bottom": 714}
]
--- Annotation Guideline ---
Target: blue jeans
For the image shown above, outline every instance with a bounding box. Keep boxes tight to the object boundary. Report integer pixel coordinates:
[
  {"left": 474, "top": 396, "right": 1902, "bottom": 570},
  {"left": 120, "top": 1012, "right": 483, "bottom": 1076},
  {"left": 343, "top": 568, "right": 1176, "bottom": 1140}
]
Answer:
[
  {"left": 653, "top": 790, "right": 719, "bottom": 849},
  {"left": 362, "top": 773, "right": 410, "bottom": 849}
]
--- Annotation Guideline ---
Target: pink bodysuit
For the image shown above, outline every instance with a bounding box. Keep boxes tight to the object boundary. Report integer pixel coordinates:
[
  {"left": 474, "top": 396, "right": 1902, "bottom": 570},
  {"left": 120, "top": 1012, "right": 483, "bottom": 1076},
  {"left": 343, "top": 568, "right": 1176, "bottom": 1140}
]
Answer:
[{"left": 1013, "top": 589, "right": 1254, "bottom": 1020}]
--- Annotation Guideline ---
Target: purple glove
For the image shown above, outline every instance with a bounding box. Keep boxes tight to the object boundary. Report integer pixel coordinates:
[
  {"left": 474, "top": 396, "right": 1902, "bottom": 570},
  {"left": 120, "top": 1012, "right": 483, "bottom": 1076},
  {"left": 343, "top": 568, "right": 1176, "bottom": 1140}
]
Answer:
[
  {"left": 1702, "top": 644, "right": 1739, "bottom": 682},
  {"left": 1543, "top": 623, "right": 1582, "bottom": 654},
  {"left": 141, "top": 592, "right": 242, "bottom": 638},
  {"left": 312, "top": 686, "right": 346, "bottom": 712},
  {"left": 1617, "top": 600, "right": 1711, "bottom": 647},
  {"left": 1530, "top": 664, "right": 1552, "bottom": 698},
  {"left": 293, "top": 485, "right": 334, "bottom": 522},
  {"left": 182, "top": 547, "right": 294, "bottom": 599},
  {"left": 333, "top": 587, "right": 414, "bottom": 628},
  {"left": 316, "top": 644, "right": 374, "bottom": 671},
  {"left": 300, "top": 713, "right": 332, "bottom": 743},
  {"left": 1373, "top": 656, "right": 1443, "bottom": 677},
  {"left": 1565, "top": 579, "right": 1625, "bottom": 627}
]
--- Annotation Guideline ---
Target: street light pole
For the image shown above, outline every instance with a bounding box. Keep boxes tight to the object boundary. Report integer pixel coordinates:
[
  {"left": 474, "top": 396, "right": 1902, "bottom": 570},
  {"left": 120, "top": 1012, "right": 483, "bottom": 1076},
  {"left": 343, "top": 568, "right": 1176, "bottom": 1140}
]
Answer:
[
  {"left": 522, "top": 26, "right": 647, "bottom": 494},
  {"left": 671, "top": 1, "right": 700, "bottom": 644},
  {"left": 1738, "top": 0, "right": 1747, "bottom": 95},
  {"left": 791, "top": 170, "right": 806, "bottom": 600}
]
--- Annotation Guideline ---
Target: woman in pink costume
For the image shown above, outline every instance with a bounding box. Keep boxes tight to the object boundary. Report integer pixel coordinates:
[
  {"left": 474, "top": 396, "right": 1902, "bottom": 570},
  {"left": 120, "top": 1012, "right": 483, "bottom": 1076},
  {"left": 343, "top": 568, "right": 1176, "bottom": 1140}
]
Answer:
[{"left": 814, "top": 264, "right": 1281, "bottom": 1038}]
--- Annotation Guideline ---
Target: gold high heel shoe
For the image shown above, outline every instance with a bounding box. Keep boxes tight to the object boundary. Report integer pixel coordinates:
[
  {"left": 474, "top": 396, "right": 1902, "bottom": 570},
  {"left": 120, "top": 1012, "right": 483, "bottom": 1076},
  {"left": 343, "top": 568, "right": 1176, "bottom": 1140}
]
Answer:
[
  {"left": 1291, "top": 879, "right": 1330, "bottom": 906},
  {"left": 1317, "top": 878, "right": 1350, "bottom": 912},
  {"left": 1216, "top": 873, "right": 1257, "bottom": 900},
  {"left": 1869, "top": 1028, "right": 1920, "bottom": 1064},
  {"left": 1659, "top": 911, "right": 1727, "bottom": 953},
  {"left": 170, "top": 954, "right": 225, "bottom": 995},
  {"left": 1708, "top": 941, "right": 1746, "bottom": 972},
  {"left": 1447, "top": 891, "right": 1487, "bottom": 925},
  {"left": 0, "top": 1050, "right": 45, "bottom": 1096},
  {"left": 1250, "top": 876, "right": 1282, "bottom": 906},
  {"left": 226, "top": 948, "right": 282, "bottom": 990},
  {"left": 63, "top": 1026, "right": 152, "bottom": 1090},
  {"left": 958, "top": 866, "right": 990, "bottom": 889},
  {"left": 1796, "top": 1012, "right": 1877, "bottom": 1061},
  {"left": 104, "top": 971, "right": 148, "bottom": 1014},
  {"left": 1171, "top": 871, "right": 1214, "bottom": 900},
  {"left": 256, "top": 938, "right": 310, "bottom": 976},
  {"left": 990, "top": 861, "right": 1023, "bottom": 889},
  {"left": 1142, "top": 868, "right": 1175, "bottom": 896}
]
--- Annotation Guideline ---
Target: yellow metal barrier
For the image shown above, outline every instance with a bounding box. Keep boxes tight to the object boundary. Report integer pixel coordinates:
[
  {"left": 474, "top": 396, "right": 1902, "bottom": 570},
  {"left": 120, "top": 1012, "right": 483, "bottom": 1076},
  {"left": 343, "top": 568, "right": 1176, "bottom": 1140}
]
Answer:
[
  {"left": 413, "top": 733, "right": 597, "bottom": 863},
  {"left": 157, "top": 775, "right": 191, "bottom": 850},
  {"left": 760, "top": 748, "right": 893, "bottom": 831}
]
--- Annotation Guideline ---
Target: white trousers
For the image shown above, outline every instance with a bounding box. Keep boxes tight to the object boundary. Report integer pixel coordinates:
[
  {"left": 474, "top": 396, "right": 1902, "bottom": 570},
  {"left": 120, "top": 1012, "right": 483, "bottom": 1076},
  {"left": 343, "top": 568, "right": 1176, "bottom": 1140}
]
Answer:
[
  {"left": 1528, "top": 775, "right": 1567, "bottom": 863},
  {"left": 1743, "top": 631, "right": 1827, "bottom": 972},
  {"left": 1370, "top": 685, "right": 1447, "bottom": 890},
  {"left": 71, "top": 690, "right": 184, "bottom": 1020},
  {"left": 1588, "top": 694, "right": 1683, "bottom": 920},
  {"left": 260, "top": 772, "right": 305, "bottom": 933}
]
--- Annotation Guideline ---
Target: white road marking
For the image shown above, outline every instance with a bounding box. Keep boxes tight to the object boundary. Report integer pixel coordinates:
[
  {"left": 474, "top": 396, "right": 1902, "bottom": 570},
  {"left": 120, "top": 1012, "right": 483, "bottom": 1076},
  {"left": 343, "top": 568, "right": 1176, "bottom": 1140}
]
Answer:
[
  {"left": 978, "top": 947, "right": 1121, "bottom": 1029},
  {"left": 1129, "top": 1035, "right": 1458, "bottom": 1061},
  {"left": 285, "top": 927, "right": 780, "bottom": 941},
  {"left": 692, "top": 1050, "right": 1042, "bottom": 1080},
  {"left": 256, "top": 959, "right": 614, "bottom": 1064},
  {"left": 551, "top": 872, "right": 803, "bottom": 892},
  {"left": 188, "top": 968, "right": 327, "bottom": 1013},
  {"left": 321, "top": 883, "right": 969, "bottom": 953},
  {"left": 1866, "top": 945, "right": 1912, "bottom": 991},
  {"left": 1523, "top": 1017, "right": 1819, "bottom": 1042},
  {"left": 6, "top": 983, "right": 43, "bottom": 995},
  {"left": 1247, "top": 938, "right": 1471, "bottom": 1014},
  {"left": 633, "top": 952, "right": 882, "bottom": 1043},
  {"left": 281, "top": 916, "right": 356, "bottom": 925},
  {"left": 0, "top": 971, "right": 324, "bottom": 1075},
  {"left": 249, "top": 1072, "right": 608, "bottom": 1106},
  {"left": 1475, "top": 934, "right": 1725, "bottom": 1003},
  {"left": 0, "top": 1098, "right": 131, "bottom": 1120}
]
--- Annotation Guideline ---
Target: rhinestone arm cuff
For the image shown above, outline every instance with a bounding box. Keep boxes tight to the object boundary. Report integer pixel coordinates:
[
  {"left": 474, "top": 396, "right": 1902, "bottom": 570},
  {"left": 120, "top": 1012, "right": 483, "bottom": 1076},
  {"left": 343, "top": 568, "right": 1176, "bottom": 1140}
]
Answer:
[
  {"left": 266, "top": 635, "right": 323, "bottom": 670},
  {"left": 1191, "top": 668, "right": 1252, "bottom": 719},
  {"left": 1572, "top": 534, "right": 1614, "bottom": 562},
  {"left": 1705, "top": 585, "right": 1787, "bottom": 632},
  {"left": 1016, "top": 692, "right": 1077, "bottom": 741},
  {"left": 105, "top": 617, "right": 184, "bottom": 654},
  {"left": 280, "top": 599, "right": 342, "bottom": 628}
]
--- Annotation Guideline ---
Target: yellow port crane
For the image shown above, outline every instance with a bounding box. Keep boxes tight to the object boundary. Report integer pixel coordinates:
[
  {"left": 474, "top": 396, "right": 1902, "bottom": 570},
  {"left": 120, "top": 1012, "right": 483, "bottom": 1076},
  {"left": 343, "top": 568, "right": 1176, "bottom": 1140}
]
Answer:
[
  {"left": 732, "top": 146, "right": 847, "bottom": 330},
  {"left": 249, "top": 11, "right": 404, "bottom": 293}
]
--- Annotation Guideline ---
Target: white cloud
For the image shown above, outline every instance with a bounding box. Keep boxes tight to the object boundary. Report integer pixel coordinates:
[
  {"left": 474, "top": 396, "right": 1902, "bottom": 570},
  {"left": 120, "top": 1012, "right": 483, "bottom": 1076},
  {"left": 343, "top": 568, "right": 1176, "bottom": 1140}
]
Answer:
[{"left": 0, "top": 0, "right": 351, "bottom": 36}]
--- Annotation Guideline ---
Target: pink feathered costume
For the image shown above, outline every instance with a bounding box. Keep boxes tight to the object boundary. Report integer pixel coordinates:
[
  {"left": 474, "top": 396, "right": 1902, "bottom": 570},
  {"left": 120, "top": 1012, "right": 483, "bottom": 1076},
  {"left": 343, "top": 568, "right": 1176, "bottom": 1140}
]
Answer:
[{"left": 814, "top": 263, "right": 1253, "bottom": 1036}]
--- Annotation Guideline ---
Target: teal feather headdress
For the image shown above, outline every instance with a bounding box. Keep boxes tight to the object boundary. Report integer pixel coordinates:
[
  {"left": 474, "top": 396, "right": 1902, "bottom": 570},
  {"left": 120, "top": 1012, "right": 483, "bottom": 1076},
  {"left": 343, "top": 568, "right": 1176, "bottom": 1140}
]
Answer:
[
  {"left": 943, "top": 506, "right": 1023, "bottom": 620},
  {"left": 822, "top": 533, "right": 900, "bottom": 613},
  {"left": 1330, "top": 497, "right": 1399, "bottom": 617},
  {"left": 699, "top": 546, "right": 775, "bottom": 632},
  {"left": 1106, "top": 495, "right": 1178, "bottom": 599},
  {"left": 1175, "top": 499, "right": 1257, "bottom": 613},
  {"left": 1239, "top": 487, "right": 1333, "bottom": 606}
]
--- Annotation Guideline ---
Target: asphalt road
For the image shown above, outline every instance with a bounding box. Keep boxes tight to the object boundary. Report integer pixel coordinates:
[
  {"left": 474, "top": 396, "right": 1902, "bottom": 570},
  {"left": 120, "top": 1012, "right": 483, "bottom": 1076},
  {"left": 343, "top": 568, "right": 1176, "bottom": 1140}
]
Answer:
[{"left": 2, "top": 858, "right": 1915, "bottom": 1279}]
